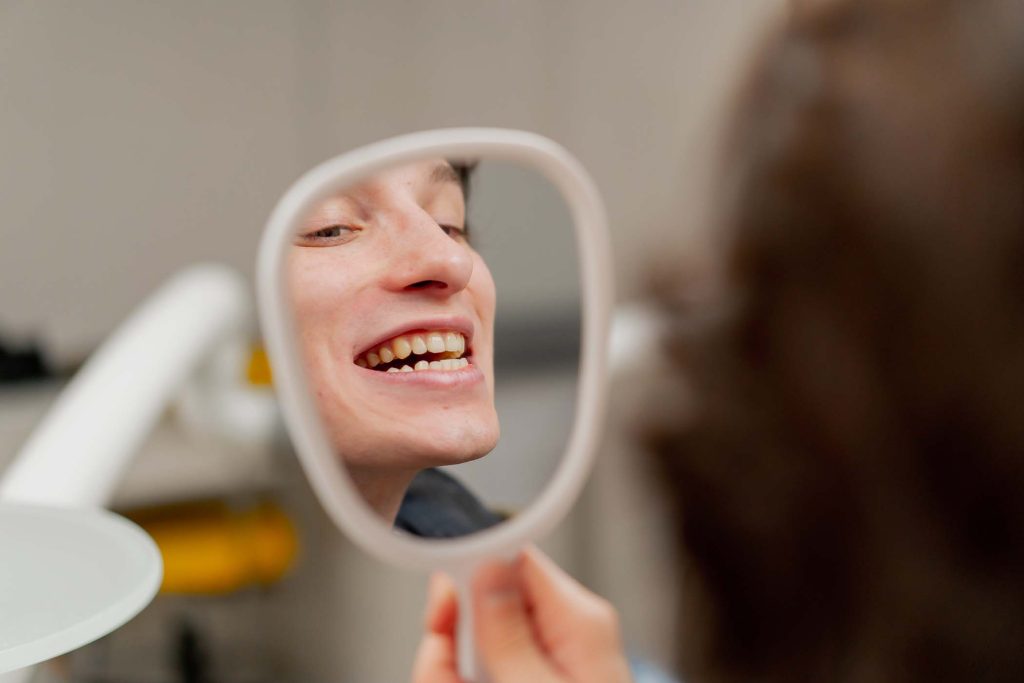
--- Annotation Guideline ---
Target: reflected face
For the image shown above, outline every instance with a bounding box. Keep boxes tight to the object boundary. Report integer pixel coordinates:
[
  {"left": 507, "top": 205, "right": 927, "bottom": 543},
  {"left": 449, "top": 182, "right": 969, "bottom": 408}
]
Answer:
[{"left": 287, "top": 159, "right": 499, "bottom": 475}]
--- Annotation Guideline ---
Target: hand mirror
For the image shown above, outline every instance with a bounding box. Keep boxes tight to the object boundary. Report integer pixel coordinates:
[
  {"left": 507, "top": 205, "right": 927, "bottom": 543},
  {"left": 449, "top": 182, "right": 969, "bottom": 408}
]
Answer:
[{"left": 256, "top": 128, "right": 611, "bottom": 680}]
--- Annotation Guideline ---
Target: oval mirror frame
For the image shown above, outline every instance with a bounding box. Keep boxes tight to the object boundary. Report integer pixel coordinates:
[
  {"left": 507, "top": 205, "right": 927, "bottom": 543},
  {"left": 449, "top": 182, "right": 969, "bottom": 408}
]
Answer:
[{"left": 257, "top": 128, "right": 612, "bottom": 571}]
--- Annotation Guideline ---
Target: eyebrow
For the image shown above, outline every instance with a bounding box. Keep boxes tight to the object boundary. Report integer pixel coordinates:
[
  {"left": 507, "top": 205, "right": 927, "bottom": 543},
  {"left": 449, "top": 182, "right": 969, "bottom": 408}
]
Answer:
[{"left": 430, "top": 162, "right": 460, "bottom": 185}]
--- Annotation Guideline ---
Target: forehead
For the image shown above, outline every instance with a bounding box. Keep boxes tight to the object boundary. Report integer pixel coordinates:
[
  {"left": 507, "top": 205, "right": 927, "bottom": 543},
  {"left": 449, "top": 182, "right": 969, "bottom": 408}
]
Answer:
[
  {"left": 347, "top": 158, "right": 460, "bottom": 196},
  {"left": 301, "top": 158, "right": 466, "bottom": 228}
]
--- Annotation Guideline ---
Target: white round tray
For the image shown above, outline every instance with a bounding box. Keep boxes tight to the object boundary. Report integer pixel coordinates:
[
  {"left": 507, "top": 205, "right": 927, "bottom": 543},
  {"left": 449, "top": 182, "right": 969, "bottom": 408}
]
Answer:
[{"left": 0, "top": 503, "right": 161, "bottom": 674}]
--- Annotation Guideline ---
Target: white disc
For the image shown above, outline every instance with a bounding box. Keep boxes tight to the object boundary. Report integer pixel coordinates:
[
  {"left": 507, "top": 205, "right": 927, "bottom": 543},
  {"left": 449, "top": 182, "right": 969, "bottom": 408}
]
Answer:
[{"left": 0, "top": 503, "right": 162, "bottom": 674}]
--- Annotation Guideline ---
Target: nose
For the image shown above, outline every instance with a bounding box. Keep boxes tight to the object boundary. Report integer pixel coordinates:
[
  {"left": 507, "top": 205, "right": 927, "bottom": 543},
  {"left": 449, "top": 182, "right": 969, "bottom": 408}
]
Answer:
[{"left": 379, "top": 206, "right": 474, "bottom": 296}]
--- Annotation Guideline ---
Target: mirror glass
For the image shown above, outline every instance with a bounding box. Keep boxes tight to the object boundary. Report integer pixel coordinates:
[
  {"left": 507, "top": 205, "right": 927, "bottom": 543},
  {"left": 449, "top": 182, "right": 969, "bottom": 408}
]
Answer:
[{"left": 284, "top": 157, "right": 580, "bottom": 538}]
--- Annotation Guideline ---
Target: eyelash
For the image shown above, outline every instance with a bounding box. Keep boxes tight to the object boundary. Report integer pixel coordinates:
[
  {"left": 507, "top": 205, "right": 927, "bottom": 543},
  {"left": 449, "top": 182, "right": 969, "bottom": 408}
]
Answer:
[
  {"left": 299, "top": 222, "right": 466, "bottom": 245},
  {"left": 440, "top": 224, "right": 468, "bottom": 240},
  {"left": 299, "top": 224, "right": 357, "bottom": 244}
]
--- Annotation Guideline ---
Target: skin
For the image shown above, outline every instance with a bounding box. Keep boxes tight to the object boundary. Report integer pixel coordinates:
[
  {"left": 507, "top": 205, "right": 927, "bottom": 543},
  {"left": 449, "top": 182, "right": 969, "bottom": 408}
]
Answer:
[
  {"left": 287, "top": 159, "right": 500, "bottom": 522},
  {"left": 413, "top": 548, "right": 633, "bottom": 683}
]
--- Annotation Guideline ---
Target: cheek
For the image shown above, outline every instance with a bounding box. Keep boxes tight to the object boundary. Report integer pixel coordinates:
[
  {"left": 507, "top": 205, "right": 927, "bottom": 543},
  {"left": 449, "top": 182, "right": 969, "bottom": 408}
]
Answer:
[
  {"left": 470, "top": 256, "right": 497, "bottom": 322},
  {"left": 287, "top": 252, "right": 358, "bottom": 341}
]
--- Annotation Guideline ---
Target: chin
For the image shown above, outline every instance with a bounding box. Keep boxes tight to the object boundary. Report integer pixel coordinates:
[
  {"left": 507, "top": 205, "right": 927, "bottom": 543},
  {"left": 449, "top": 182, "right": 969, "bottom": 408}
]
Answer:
[
  {"left": 332, "top": 403, "right": 499, "bottom": 472},
  {"left": 415, "top": 424, "right": 499, "bottom": 467},
  {"left": 385, "top": 411, "right": 500, "bottom": 469}
]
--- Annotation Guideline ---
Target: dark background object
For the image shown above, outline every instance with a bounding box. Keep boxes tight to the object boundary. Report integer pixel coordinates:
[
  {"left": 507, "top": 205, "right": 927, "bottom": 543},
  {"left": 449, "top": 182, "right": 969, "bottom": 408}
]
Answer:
[{"left": 0, "top": 334, "right": 49, "bottom": 383}]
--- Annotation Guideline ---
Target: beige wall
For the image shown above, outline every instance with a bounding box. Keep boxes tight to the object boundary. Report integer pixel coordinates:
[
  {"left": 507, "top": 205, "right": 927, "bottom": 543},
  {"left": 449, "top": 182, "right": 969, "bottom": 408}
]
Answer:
[
  {"left": 1, "top": 0, "right": 782, "bottom": 363},
  {"left": 2, "top": 1, "right": 785, "bottom": 680}
]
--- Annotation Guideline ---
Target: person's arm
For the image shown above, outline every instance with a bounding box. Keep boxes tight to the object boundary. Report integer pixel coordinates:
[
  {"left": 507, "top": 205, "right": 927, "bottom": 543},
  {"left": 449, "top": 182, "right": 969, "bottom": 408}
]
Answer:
[{"left": 412, "top": 547, "right": 633, "bottom": 683}]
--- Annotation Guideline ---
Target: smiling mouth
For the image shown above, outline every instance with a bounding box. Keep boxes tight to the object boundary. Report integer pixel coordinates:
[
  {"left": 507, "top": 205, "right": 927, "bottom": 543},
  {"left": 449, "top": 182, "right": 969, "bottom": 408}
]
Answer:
[{"left": 355, "top": 330, "right": 470, "bottom": 373}]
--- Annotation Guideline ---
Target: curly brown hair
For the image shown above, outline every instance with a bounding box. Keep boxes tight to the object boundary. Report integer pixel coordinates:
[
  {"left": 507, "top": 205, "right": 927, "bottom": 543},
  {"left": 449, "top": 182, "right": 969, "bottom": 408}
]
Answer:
[{"left": 651, "top": 1, "right": 1024, "bottom": 682}]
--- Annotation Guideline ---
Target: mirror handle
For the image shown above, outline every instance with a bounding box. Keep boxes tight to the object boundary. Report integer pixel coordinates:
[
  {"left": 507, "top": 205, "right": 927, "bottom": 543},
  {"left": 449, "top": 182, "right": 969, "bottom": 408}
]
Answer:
[{"left": 452, "top": 565, "right": 489, "bottom": 683}]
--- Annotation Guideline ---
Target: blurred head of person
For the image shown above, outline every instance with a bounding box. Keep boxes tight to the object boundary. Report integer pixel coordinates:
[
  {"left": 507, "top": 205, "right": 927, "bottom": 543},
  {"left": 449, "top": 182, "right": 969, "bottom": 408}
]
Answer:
[{"left": 651, "top": 0, "right": 1024, "bottom": 681}]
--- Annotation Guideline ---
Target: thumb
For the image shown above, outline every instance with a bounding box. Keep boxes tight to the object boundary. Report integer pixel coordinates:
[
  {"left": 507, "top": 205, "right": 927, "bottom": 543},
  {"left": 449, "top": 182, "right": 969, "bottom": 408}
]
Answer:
[{"left": 472, "top": 559, "right": 563, "bottom": 683}]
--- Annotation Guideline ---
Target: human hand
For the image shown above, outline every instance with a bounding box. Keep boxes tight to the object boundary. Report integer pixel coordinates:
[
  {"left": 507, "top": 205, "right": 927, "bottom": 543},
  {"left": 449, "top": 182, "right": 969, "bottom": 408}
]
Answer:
[{"left": 411, "top": 547, "right": 633, "bottom": 683}]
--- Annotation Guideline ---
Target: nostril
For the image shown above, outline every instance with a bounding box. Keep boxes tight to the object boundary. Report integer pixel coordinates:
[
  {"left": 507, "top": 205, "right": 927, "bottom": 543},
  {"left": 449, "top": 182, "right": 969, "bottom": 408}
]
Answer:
[{"left": 406, "top": 280, "right": 448, "bottom": 291}]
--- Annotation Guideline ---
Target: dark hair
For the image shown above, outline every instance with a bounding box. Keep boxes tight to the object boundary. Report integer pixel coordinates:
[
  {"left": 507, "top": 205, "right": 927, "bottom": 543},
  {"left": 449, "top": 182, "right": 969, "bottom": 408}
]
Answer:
[
  {"left": 450, "top": 160, "right": 477, "bottom": 241},
  {"left": 651, "top": 1, "right": 1024, "bottom": 682},
  {"left": 449, "top": 160, "right": 476, "bottom": 203}
]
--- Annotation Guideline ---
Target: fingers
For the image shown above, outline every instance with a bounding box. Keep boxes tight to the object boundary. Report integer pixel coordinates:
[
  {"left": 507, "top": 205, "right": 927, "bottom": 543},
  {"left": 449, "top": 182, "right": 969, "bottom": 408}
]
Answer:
[
  {"left": 425, "top": 572, "right": 459, "bottom": 636},
  {"left": 472, "top": 560, "right": 563, "bottom": 683},
  {"left": 411, "top": 632, "right": 462, "bottom": 683},
  {"left": 412, "top": 573, "right": 461, "bottom": 683},
  {"left": 420, "top": 557, "right": 629, "bottom": 683},
  {"left": 519, "top": 547, "right": 623, "bottom": 653},
  {"left": 517, "top": 548, "right": 633, "bottom": 683}
]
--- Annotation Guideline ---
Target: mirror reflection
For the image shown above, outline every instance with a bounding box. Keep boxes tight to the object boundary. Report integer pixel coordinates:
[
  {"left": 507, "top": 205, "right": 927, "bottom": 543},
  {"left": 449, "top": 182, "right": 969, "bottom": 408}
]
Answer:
[{"left": 287, "top": 157, "right": 579, "bottom": 538}]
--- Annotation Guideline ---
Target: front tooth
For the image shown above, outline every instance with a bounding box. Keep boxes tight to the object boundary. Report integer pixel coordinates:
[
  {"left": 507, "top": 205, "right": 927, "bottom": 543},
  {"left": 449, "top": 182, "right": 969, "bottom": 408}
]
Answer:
[
  {"left": 386, "top": 367, "right": 399, "bottom": 373},
  {"left": 426, "top": 332, "right": 446, "bottom": 353},
  {"left": 444, "top": 332, "right": 460, "bottom": 353},
  {"left": 441, "top": 358, "right": 455, "bottom": 370},
  {"left": 411, "top": 335, "right": 428, "bottom": 355},
  {"left": 367, "top": 352, "right": 381, "bottom": 368},
  {"left": 379, "top": 346, "right": 395, "bottom": 363},
  {"left": 414, "top": 360, "right": 429, "bottom": 371},
  {"left": 429, "top": 361, "right": 442, "bottom": 370},
  {"left": 393, "top": 336, "right": 412, "bottom": 359},
  {"left": 399, "top": 365, "right": 413, "bottom": 372}
]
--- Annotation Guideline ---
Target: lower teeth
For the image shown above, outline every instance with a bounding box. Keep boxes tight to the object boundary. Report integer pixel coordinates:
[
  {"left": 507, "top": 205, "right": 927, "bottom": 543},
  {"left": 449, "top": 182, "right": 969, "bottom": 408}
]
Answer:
[{"left": 384, "top": 358, "right": 468, "bottom": 373}]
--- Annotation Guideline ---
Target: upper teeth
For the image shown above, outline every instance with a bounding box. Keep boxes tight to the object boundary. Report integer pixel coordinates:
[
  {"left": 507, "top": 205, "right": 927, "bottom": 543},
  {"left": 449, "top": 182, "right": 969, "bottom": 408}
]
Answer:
[{"left": 355, "top": 330, "right": 468, "bottom": 371}]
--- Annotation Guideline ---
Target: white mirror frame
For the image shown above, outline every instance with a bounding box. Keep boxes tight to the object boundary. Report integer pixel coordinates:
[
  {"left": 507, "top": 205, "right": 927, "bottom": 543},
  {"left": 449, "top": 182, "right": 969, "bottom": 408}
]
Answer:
[{"left": 257, "top": 128, "right": 612, "bottom": 572}]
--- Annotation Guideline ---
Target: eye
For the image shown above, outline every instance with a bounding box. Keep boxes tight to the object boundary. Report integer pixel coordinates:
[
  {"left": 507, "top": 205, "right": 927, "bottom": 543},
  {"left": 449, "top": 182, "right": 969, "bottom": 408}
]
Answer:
[
  {"left": 296, "top": 224, "right": 358, "bottom": 246},
  {"left": 439, "top": 223, "right": 468, "bottom": 240},
  {"left": 310, "top": 225, "right": 352, "bottom": 239}
]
